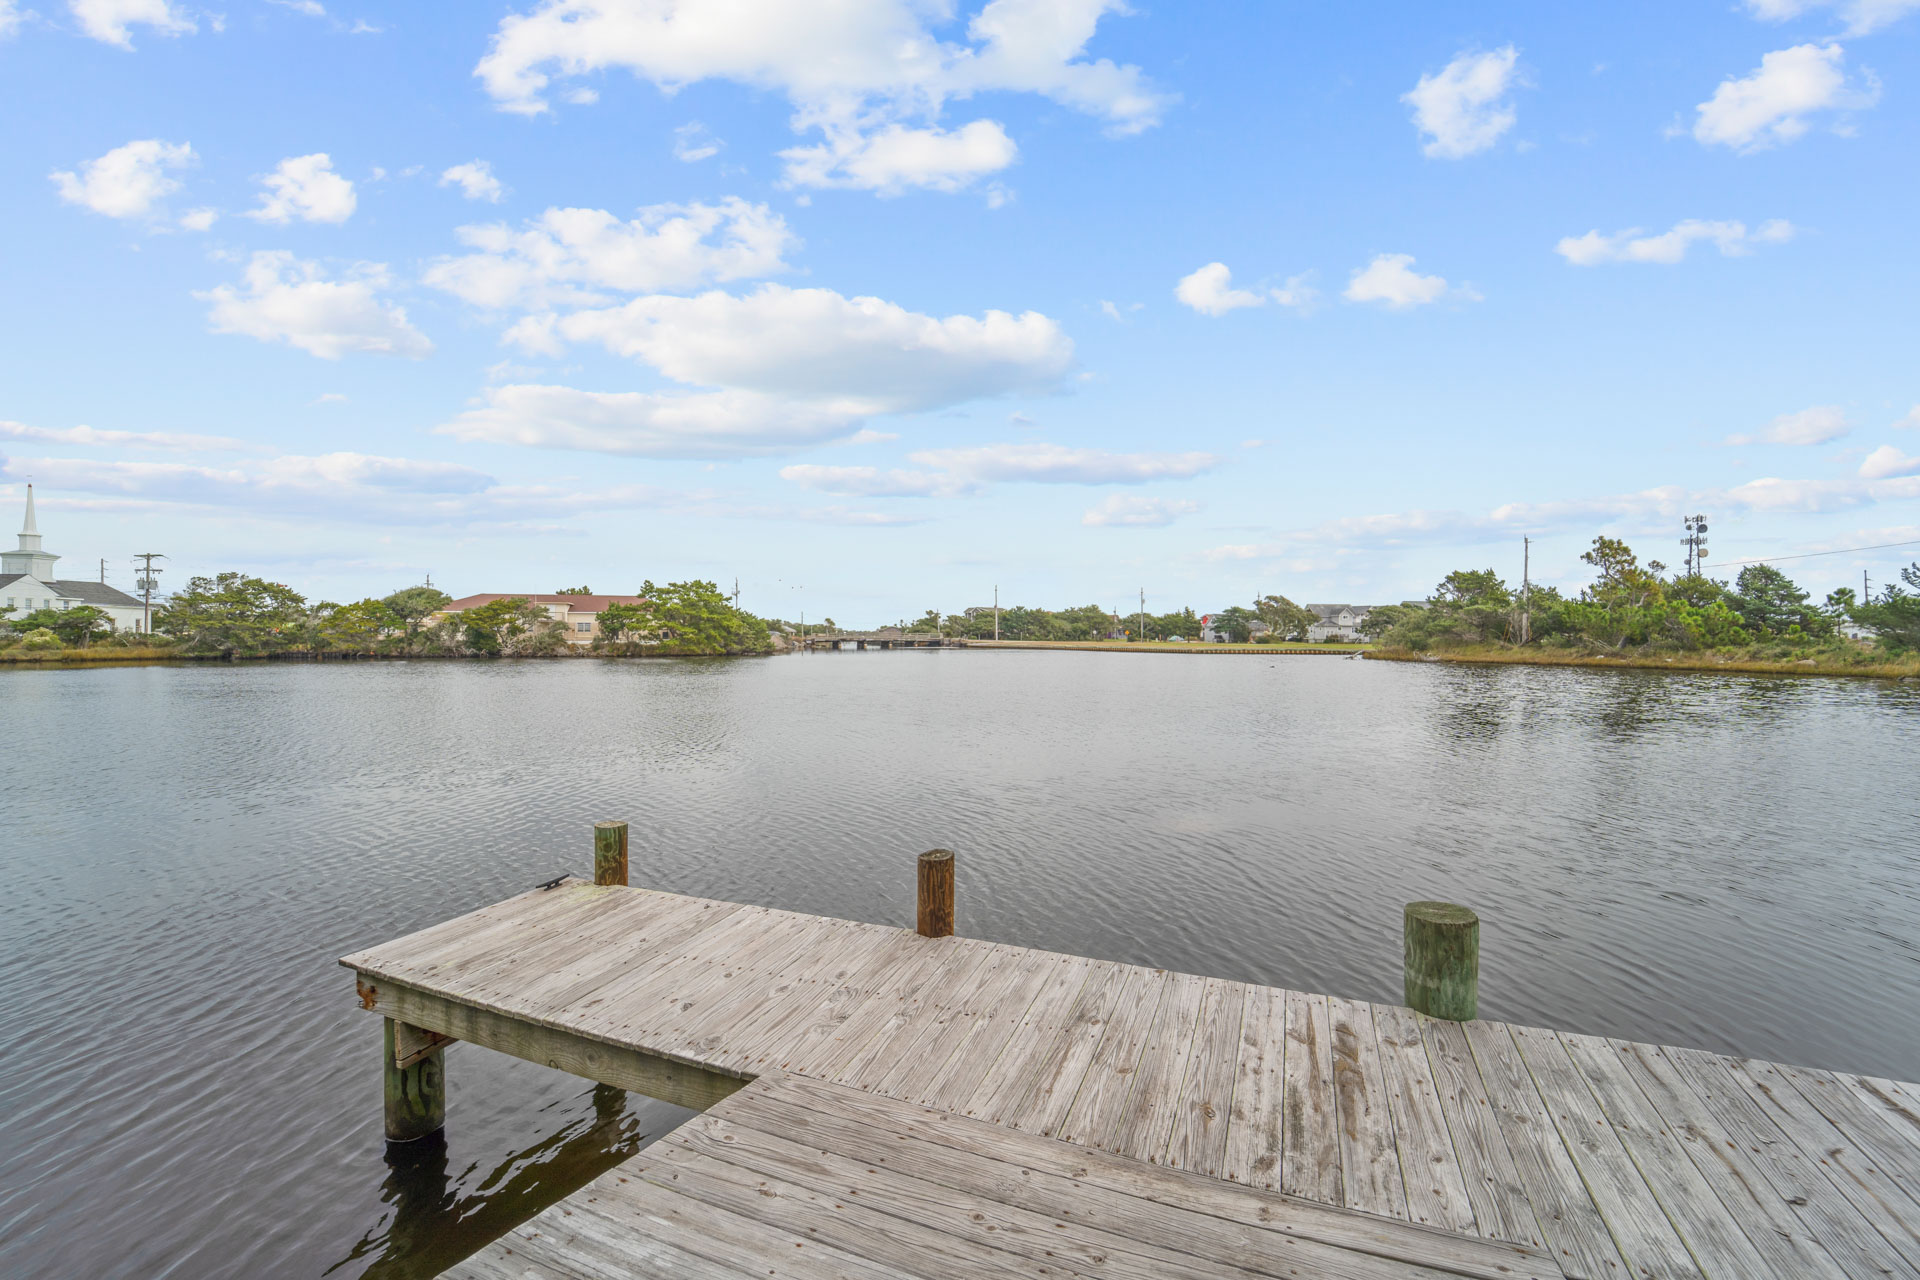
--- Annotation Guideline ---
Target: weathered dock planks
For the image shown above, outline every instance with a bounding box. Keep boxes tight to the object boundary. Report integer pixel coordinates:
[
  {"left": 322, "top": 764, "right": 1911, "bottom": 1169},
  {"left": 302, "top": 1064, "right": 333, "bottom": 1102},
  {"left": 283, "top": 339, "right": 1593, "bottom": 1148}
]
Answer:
[{"left": 343, "top": 882, "right": 1920, "bottom": 1278}]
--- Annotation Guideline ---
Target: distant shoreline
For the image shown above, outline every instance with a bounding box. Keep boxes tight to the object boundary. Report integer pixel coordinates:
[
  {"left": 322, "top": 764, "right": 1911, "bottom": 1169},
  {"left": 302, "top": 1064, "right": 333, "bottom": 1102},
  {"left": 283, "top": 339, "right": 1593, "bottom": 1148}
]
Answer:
[
  {"left": 954, "top": 639, "right": 1367, "bottom": 654},
  {"left": 1364, "top": 646, "right": 1920, "bottom": 681}
]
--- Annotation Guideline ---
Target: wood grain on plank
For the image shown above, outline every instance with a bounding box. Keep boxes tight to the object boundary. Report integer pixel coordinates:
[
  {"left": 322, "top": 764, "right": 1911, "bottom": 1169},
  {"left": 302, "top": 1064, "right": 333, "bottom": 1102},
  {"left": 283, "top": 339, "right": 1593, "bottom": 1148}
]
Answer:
[
  {"left": 1163, "top": 978, "right": 1246, "bottom": 1178},
  {"left": 1420, "top": 1015, "right": 1541, "bottom": 1248},
  {"left": 1508, "top": 1024, "right": 1701, "bottom": 1280},
  {"left": 1223, "top": 984, "right": 1287, "bottom": 1191},
  {"left": 1373, "top": 1004, "right": 1477, "bottom": 1235},
  {"left": 1282, "top": 989, "right": 1342, "bottom": 1206},
  {"left": 1560, "top": 1032, "right": 1780, "bottom": 1280},
  {"left": 1462, "top": 1019, "right": 1627, "bottom": 1280},
  {"left": 1329, "top": 995, "right": 1410, "bottom": 1220}
]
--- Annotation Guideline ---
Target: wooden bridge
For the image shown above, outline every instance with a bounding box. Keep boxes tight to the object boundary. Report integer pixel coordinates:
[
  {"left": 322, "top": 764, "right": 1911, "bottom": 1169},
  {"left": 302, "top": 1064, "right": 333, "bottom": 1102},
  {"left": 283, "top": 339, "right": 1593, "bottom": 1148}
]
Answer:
[{"left": 343, "top": 843, "right": 1920, "bottom": 1280}]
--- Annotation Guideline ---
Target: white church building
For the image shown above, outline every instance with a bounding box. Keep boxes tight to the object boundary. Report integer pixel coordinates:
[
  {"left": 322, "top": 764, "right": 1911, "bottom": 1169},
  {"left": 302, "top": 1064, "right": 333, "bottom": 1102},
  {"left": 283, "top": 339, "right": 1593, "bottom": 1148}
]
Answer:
[{"left": 1, "top": 486, "right": 149, "bottom": 633}]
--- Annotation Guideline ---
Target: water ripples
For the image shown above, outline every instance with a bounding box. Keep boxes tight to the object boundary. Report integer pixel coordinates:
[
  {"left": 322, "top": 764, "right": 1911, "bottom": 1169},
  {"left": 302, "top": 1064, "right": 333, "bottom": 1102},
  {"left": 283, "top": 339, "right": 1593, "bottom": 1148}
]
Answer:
[{"left": 1, "top": 653, "right": 1917, "bottom": 1277}]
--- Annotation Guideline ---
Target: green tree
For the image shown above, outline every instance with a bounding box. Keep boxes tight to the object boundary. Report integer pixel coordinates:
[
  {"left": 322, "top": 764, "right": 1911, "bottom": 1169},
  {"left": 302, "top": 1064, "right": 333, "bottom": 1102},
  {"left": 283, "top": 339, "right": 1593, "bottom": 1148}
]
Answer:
[
  {"left": 1211, "top": 605, "right": 1259, "bottom": 642},
  {"left": 1732, "top": 564, "right": 1827, "bottom": 637},
  {"left": 383, "top": 586, "right": 453, "bottom": 654},
  {"left": 905, "top": 609, "right": 944, "bottom": 634},
  {"left": 593, "top": 601, "right": 650, "bottom": 648},
  {"left": 556, "top": 585, "right": 593, "bottom": 595},
  {"left": 319, "top": 598, "right": 397, "bottom": 652},
  {"left": 12, "top": 604, "right": 112, "bottom": 647},
  {"left": 1853, "top": 564, "right": 1920, "bottom": 652},
  {"left": 457, "top": 596, "right": 535, "bottom": 654},
  {"left": 625, "top": 580, "right": 772, "bottom": 654},
  {"left": 1581, "top": 537, "right": 1665, "bottom": 608},
  {"left": 158, "top": 573, "right": 308, "bottom": 655},
  {"left": 1254, "top": 594, "right": 1317, "bottom": 641},
  {"left": 1359, "top": 604, "right": 1412, "bottom": 640}
]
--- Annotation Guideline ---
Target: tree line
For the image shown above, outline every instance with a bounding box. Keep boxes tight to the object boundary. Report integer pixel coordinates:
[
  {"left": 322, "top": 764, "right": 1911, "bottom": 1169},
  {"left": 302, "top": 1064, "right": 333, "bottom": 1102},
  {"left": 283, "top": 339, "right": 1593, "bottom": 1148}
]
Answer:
[
  {"left": 1, "top": 575, "right": 771, "bottom": 658},
  {"left": 1370, "top": 536, "right": 1920, "bottom": 656},
  {"left": 761, "top": 595, "right": 1335, "bottom": 643}
]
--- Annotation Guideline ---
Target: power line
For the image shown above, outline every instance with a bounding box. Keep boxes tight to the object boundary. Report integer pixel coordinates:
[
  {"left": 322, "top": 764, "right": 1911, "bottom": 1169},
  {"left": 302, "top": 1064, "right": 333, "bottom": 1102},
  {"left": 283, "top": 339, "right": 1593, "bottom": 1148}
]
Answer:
[{"left": 1710, "top": 537, "right": 1920, "bottom": 569}]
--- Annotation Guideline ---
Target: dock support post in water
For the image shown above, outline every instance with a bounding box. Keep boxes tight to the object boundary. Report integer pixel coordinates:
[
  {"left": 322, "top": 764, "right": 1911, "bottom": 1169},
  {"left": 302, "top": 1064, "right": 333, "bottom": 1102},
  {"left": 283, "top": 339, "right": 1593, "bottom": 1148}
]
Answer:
[
  {"left": 383, "top": 1017, "right": 446, "bottom": 1146},
  {"left": 1403, "top": 901, "right": 1479, "bottom": 1020},
  {"left": 917, "top": 848, "right": 954, "bottom": 938},
  {"left": 594, "top": 820, "right": 629, "bottom": 887}
]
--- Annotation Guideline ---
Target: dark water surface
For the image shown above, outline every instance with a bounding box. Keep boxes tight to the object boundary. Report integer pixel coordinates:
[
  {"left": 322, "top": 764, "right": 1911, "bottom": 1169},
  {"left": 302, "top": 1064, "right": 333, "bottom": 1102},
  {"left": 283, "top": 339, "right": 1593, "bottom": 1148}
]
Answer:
[{"left": 3, "top": 653, "right": 1918, "bottom": 1277}]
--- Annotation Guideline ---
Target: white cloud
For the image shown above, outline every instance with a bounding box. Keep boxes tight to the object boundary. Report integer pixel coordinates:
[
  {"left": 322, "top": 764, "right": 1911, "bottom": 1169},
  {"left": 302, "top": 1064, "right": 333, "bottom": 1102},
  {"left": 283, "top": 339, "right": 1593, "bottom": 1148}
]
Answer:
[
  {"left": 1403, "top": 46, "right": 1521, "bottom": 158},
  {"left": 1343, "top": 253, "right": 1472, "bottom": 309},
  {"left": 270, "top": 0, "right": 326, "bottom": 15},
  {"left": 424, "top": 198, "right": 795, "bottom": 310},
  {"left": 439, "top": 384, "right": 863, "bottom": 459},
  {"left": 779, "top": 464, "right": 970, "bottom": 497},
  {"left": 543, "top": 285, "right": 1074, "bottom": 414},
  {"left": 905, "top": 442, "right": 1216, "bottom": 485},
  {"left": 440, "top": 160, "right": 504, "bottom": 202},
  {"left": 672, "top": 122, "right": 722, "bottom": 162},
  {"left": 1859, "top": 444, "right": 1920, "bottom": 479},
  {"left": 1556, "top": 218, "right": 1796, "bottom": 265},
  {"left": 69, "top": 0, "right": 194, "bottom": 47},
  {"left": 1099, "top": 300, "right": 1142, "bottom": 322},
  {"left": 198, "top": 251, "right": 433, "bottom": 360},
  {"left": 0, "top": 420, "right": 257, "bottom": 452},
  {"left": 1724, "top": 405, "right": 1849, "bottom": 445},
  {"left": 1894, "top": 405, "right": 1920, "bottom": 430},
  {"left": 178, "top": 207, "right": 218, "bottom": 231},
  {"left": 1270, "top": 273, "right": 1319, "bottom": 311},
  {"left": 1692, "top": 43, "right": 1877, "bottom": 151},
  {"left": 1175, "top": 262, "right": 1263, "bottom": 317},
  {"left": 1, "top": 1, "right": 23, "bottom": 38},
  {"left": 1082, "top": 494, "right": 1200, "bottom": 526},
  {"left": 1743, "top": 0, "right": 1920, "bottom": 36},
  {"left": 50, "top": 139, "right": 195, "bottom": 219},
  {"left": 246, "top": 153, "right": 357, "bottom": 224},
  {"left": 779, "top": 120, "right": 1018, "bottom": 193},
  {"left": 474, "top": 0, "right": 1167, "bottom": 196}
]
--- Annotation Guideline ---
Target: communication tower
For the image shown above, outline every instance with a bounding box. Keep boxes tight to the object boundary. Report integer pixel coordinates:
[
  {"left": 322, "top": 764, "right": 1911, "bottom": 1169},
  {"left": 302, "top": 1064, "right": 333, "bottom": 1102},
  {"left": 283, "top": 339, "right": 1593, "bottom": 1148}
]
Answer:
[{"left": 1681, "top": 516, "right": 1709, "bottom": 577}]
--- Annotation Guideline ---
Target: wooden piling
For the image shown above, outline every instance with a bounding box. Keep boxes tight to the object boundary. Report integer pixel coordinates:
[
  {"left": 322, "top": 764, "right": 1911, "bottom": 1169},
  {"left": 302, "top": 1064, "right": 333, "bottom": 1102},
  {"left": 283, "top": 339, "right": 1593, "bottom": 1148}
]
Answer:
[
  {"left": 594, "top": 821, "right": 629, "bottom": 887},
  {"left": 917, "top": 849, "right": 954, "bottom": 938},
  {"left": 384, "top": 1017, "right": 446, "bottom": 1144},
  {"left": 1403, "top": 901, "right": 1478, "bottom": 1021}
]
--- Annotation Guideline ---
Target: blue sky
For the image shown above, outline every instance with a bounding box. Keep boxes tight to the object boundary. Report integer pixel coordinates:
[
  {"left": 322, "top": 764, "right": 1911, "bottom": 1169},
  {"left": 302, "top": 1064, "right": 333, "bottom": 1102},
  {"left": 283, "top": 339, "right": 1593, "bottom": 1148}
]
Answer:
[{"left": 3, "top": 0, "right": 1917, "bottom": 622}]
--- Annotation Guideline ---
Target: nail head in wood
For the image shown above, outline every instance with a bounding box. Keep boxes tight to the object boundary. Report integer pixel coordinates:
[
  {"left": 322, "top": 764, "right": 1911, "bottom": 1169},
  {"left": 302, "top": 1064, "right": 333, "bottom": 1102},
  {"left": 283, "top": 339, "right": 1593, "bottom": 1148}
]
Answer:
[
  {"left": 917, "top": 848, "right": 954, "bottom": 938},
  {"left": 594, "top": 820, "right": 629, "bottom": 887},
  {"left": 1404, "top": 900, "right": 1479, "bottom": 1021}
]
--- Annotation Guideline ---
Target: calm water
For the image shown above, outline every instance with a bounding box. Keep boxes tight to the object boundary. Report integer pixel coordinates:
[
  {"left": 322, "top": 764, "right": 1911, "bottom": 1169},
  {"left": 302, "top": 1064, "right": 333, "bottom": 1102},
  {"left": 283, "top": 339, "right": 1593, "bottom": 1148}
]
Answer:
[{"left": 3, "top": 653, "right": 1918, "bottom": 1277}]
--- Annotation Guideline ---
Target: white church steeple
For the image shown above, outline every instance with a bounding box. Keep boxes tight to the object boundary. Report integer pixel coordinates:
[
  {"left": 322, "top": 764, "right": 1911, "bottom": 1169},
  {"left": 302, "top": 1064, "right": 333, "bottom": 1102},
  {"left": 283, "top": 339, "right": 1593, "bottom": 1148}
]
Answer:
[{"left": 2, "top": 485, "right": 61, "bottom": 580}]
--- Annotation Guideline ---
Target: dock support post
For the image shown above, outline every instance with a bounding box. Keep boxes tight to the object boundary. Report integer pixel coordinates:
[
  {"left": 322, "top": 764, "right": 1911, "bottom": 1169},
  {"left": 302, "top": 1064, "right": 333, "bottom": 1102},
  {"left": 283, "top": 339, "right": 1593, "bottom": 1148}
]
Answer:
[
  {"left": 917, "top": 849, "right": 954, "bottom": 938},
  {"left": 384, "top": 1017, "right": 446, "bottom": 1145},
  {"left": 1404, "top": 901, "right": 1478, "bottom": 1020},
  {"left": 595, "top": 820, "right": 629, "bottom": 887}
]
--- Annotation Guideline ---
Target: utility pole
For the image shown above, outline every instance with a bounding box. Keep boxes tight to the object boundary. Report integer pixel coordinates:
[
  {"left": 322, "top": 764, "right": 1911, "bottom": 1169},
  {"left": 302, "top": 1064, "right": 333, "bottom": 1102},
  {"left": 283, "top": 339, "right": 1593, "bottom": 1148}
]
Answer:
[
  {"left": 993, "top": 584, "right": 999, "bottom": 641},
  {"left": 1139, "top": 588, "right": 1146, "bottom": 643},
  {"left": 99, "top": 558, "right": 107, "bottom": 584},
  {"left": 133, "top": 552, "right": 166, "bottom": 634},
  {"left": 733, "top": 577, "right": 740, "bottom": 608},
  {"left": 1521, "top": 537, "right": 1531, "bottom": 645},
  {"left": 1864, "top": 570, "right": 1871, "bottom": 603}
]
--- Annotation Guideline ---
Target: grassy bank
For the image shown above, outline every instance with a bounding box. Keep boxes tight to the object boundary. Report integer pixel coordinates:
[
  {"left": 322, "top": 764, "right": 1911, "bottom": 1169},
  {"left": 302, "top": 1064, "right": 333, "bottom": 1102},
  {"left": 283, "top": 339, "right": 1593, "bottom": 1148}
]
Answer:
[
  {"left": 0, "top": 646, "right": 184, "bottom": 666},
  {"left": 1366, "top": 645, "right": 1920, "bottom": 680},
  {"left": 962, "top": 639, "right": 1369, "bottom": 654}
]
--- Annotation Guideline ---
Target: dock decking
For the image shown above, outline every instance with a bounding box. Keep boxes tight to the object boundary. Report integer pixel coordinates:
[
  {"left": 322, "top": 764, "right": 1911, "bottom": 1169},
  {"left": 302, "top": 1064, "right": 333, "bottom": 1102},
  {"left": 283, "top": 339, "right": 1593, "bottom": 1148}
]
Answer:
[{"left": 343, "top": 881, "right": 1920, "bottom": 1279}]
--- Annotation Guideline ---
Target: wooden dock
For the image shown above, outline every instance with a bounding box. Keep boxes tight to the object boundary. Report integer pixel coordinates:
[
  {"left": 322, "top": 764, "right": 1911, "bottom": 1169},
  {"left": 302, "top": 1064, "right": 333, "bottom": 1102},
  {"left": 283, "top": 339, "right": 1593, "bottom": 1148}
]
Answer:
[{"left": 343, "top": 880, "right": 1920, "bottom": 1279}]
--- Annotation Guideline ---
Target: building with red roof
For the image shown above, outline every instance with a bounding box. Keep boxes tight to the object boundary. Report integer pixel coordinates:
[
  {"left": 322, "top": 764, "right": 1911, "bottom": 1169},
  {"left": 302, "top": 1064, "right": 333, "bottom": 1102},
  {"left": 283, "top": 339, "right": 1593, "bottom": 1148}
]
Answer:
[{"left": 435, "top": 593, "right": 647, "bottom": 645}]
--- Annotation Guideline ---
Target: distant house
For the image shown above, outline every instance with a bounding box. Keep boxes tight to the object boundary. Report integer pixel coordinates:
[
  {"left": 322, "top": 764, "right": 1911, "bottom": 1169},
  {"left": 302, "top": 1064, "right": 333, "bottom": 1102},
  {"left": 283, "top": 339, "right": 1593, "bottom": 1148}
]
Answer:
[
  {"left": 1303, "top": 604, "right": 1373, "bottom": 642},
  {"left": 1, "top": 486, "right": 149, "bottom": 633},
  {"left": 1198, "top": 617, "right": 1271, "bottom": 643},
  {"left": 435, "top": 593, "right": 648, "bottom": 646}
]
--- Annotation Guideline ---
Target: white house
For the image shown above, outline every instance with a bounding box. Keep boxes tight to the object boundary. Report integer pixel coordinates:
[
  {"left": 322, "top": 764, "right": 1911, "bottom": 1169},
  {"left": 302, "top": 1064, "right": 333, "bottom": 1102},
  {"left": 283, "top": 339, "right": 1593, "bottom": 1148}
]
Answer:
[
  {"left": 1, "top": 486, "right": 148, "bottom": 633},
  {"left": 1304, "top": 604, "right": 1373, "bottom": 642}
]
